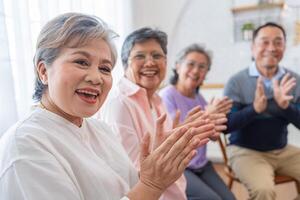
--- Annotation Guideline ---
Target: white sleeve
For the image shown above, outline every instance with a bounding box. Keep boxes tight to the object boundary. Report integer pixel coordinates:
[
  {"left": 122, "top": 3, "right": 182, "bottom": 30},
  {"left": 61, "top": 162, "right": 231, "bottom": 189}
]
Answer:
[
  {"left": 0, "top": 159, "right": 81, "bottom": 200},
  {"left": 120, "top": 197, "right": 130, "bottom": 200}
]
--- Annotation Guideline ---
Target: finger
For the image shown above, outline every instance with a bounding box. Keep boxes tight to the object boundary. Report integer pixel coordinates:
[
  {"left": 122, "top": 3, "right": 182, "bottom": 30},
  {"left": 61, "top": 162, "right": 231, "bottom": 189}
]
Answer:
[
  {"left": 213, "top": 116, "right": 227, "bottom": 125},
  {"left": 156, "top": 113, "right": 166, "bottom": 135},
  {"left": 154, "top": 126, "right": 188, "bottom": 156},
  {"left": 140, "top": 132, "right": 151, "bottom": 163},
  {"left": 283, "top": 95, "right": 294, "bottom": 101},
  {"left": 160, "top": 128, "right": 195, "bottom": 162},
  {"left": 177, "top": 149, "right": 198, "bottom": 171},
  {"left": 272, "top": 79, "right": 279, "bottom": 91},
  {"left": 283, "top": 78, "right": 296, "bottom": 93},
  {"left": 280, "top": 73, "right": 291, "bottom": 85},
  {"left": 193, "top": 125, "right": 215, "bottom": 140},
  {"left": 153, "top": 114, "right": 167, "bottom": 150},
  {"left": 176, "top": 132, "right": 211, "bottom": 170},
  {"left": 186, "top": 106, "right": 202, "bottom": 117},
  {"left": 209, "top": 113, "right": 225, "bottom": 121},
  {"left": 257, "top": 78, "right": 265, "bottom": 95},
  {"left": 215, "top": 125, "right": 227, "bottom": 132},
  {"left": 173, "top": 110, "right": 181, "bottom": 128},
  {"left": 185, "top": 110, "right": 205, "bottom": 124},
  {"left": 185, "top": 117, "right": 208, "bottom": 130}
]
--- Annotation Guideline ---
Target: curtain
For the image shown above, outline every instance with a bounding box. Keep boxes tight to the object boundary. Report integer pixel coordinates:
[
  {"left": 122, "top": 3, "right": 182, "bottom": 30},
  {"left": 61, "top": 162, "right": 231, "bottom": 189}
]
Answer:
[{"left": 0, "top": 0, "right": 133, "bottom": 135}]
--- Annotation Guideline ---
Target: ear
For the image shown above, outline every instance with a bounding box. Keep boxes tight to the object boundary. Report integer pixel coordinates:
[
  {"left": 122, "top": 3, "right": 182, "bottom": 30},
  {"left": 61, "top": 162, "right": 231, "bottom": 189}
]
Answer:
[{"left": 37, "top": 61, "right": 48, "bottom": 85}]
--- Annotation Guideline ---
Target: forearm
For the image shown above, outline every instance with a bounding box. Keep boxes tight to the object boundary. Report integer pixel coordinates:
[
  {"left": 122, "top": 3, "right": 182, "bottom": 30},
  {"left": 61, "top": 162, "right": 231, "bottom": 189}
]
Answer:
[
  {"left": 281, "top": 103, "right": 300, "bottom": 129},
  {"left": 226, "top": 104, "right": 258, "bottom": 133}
]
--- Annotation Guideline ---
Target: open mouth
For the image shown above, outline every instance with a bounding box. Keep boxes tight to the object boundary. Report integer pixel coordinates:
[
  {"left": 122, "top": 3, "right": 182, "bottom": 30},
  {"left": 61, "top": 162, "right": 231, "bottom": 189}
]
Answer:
[
  {"left": 140, "top": 69, "right": 159, "bottom": 77},
  {"left": 75, "top": 89, "right": 99, "bottom": 103},
  {"left": 188, "top": 75, "right": 199, "bottom": 81}
]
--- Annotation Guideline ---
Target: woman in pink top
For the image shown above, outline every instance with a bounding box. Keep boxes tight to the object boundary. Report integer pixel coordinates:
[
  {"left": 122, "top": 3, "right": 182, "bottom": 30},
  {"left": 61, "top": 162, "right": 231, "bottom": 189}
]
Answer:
[{"left": 101, "top": 28, "right": 225, "bottom": 200}]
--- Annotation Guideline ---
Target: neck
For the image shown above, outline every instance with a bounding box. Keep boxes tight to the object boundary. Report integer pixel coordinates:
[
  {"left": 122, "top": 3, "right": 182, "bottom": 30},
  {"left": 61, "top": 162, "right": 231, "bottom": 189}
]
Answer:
[
  {"left": 257, "top": 64, "right": 278, "bottom": 79},
  {"left": 146, "top": 90, "right": 155, "bottom": 109},
  {"left": 40, "top": 94, "right": 83, "bottom": 127},
  {"left": 175, "top": 83, "right": 195, "bottom": 98}
]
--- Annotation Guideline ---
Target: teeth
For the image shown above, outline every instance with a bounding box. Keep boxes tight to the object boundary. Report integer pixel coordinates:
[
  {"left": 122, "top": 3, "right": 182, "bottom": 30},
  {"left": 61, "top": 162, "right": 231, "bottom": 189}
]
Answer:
[
  {"left": 77, "top": 89, "right": 98, "bottom": 96},
  {"left": 141, "top": 71, "right": 157, "bottom": 75}
]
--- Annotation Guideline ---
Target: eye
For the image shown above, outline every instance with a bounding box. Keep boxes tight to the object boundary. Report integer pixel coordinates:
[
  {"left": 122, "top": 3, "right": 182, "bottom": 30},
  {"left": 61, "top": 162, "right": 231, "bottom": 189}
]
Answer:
[
  {"left": 274, "top": 40, "right": 283, "bottom": 47},
  {"left": 74, "top": 59, "right": 89, "bottom": 67},
  {"left": 152, "top": 53, "right": 164, "bottom": 60},
  {"left": 186, "top": 61, "right": 195, "bottom": 67},
  {"left": 98, "top": 65, "right": 112, "bottom": 74},
  {"left": 134, "top": 54, "right": 146, "bottom": 60}
]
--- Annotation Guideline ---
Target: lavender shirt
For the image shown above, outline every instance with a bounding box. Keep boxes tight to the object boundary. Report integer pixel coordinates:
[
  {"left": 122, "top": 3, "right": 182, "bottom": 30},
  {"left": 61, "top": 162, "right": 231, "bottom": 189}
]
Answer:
[{"left": 159, "top": 85, "right": 208, "bottom": 169}]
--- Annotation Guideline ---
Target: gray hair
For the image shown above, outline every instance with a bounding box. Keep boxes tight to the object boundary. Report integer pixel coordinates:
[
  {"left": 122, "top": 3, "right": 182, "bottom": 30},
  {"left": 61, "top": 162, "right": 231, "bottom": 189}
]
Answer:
[
  {"left": 33, "top": 12, "right": 118, "bottom": 101},
  {"left": 175, "top": 43, "right": 212, "bottom": 70},
  {"left": 121, "top": 27, "right": 167, "bottom": 69},
  {"left": 170, "top": 43, "right": 212, "bottom": 89}
]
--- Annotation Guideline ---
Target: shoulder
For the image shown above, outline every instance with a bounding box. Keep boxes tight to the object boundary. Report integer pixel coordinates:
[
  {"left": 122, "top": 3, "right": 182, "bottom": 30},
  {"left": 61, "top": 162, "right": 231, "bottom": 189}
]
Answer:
[
  {"left": 86, "top": 118, "right": 119, "bottom": 141},
  {"left": 159, "top": 85, "right": 176, "bottom": 96},
  {"left": 227, "top": 68, "right": 249, "bottom": 83},
  {"left": 159, "top": 85, "right": 179, "bottom": 103},
  {"left": 0, "top": 109, "right": 51, "bottom": 176}
]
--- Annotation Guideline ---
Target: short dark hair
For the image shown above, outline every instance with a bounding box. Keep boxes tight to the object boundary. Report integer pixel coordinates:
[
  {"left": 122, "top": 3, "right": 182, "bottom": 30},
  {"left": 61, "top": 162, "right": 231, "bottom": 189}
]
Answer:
[
  {"left": 121, "top": 27, "right": 167, "bottom": 69},
  {"left": 252, "top": 22, "right": 286, "bottom": 41},
  {"left": 170, "top": 43, "right": 212, "bottom": 93}
]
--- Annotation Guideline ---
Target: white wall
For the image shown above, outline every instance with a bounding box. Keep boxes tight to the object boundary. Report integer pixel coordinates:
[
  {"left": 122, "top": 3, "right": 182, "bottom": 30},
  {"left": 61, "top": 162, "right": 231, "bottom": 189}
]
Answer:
[{"left": 130, "top": 0, "right": 300, "bottom": 84}]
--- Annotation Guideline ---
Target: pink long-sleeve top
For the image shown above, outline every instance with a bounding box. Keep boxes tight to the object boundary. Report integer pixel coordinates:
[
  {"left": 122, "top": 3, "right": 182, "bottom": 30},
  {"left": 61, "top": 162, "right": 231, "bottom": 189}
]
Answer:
[{"left": 100, "top": 77, "right": 187, "bottom": 200}]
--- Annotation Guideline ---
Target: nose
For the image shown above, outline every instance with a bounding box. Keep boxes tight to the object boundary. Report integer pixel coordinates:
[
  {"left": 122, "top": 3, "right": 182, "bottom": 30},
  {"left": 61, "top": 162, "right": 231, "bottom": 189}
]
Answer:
[
  {"left": 143, "top": 55, "right": 156, "bottom": 66},
  {"left": 85, "top": 66, "right": 103, "bottom": 85},
  {"left": 267, "top": 42, "right": 276, "bottom": 51}
]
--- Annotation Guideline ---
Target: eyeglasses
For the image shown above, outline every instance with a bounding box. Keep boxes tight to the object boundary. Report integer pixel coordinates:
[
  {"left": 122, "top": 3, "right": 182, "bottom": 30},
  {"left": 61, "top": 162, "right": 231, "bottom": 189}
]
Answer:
[
  {"left": 129, "top": 52, "right": 166, "bottom": 64},
  {"left": 182, "top": 60, "right": 209, "bottom": 72}
]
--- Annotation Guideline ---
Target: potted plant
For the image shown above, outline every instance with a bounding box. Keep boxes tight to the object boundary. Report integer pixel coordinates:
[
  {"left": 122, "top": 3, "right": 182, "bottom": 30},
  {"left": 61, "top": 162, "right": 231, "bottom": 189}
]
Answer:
[{"left": 241, "top": 22, "right": 255, "bottom": 40}]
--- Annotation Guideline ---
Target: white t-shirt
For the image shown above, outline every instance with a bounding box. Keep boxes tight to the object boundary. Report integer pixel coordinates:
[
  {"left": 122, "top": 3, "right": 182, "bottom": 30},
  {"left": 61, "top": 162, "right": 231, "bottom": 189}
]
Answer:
[{"left": 0, "top": 107, "right": 138, "bottom": 200}]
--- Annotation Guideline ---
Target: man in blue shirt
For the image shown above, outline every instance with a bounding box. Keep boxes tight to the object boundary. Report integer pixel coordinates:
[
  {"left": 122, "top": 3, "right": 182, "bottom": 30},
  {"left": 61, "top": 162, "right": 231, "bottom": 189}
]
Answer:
[{"left": 224, "top": 22, "right": 300, "bottom": 200}]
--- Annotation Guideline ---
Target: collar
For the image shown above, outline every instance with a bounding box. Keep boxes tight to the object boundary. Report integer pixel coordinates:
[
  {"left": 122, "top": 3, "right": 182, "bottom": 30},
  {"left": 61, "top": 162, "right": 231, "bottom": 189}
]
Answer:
[{"left": 248, "top": 62, "right": 286, "bottom": 80}]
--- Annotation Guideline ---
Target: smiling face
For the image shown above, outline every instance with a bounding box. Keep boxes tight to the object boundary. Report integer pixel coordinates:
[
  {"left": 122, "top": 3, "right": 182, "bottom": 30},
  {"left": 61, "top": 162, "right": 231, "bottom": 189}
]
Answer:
[
  {"left": 125, "top": 39, "right": 166, "bottom": 97},
  {"left": 38, "top": 38, "right": 113, "bottom": 125},
  {"left": 252, "top": 26, "right": 285, "bottom": 77},
  {"left": 175, "top": 51, "right": 209, "bottom": 96}
]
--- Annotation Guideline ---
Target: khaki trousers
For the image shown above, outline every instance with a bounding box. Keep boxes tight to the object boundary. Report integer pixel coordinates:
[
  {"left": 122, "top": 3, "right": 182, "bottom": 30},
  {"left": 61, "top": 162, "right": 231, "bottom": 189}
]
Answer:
[{"left": 228, "top": 145, "right": 300, "bottom": 200}]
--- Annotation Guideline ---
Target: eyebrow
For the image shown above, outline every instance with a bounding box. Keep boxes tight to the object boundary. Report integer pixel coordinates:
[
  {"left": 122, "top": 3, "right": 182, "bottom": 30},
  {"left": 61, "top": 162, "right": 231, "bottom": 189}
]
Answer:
[
  {"left": 71, "top": 50, "right": 113, "bottom": 65},
  {"left": 259, "top": 36, "right": 284, "bottom": 41},
  {"left": 71, "top": 51, "right": 91, "bottom": 58}
]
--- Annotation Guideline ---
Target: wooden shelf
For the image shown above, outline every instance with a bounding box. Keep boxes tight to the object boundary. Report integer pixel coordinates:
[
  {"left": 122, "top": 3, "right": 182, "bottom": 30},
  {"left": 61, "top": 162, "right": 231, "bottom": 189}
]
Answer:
[
  {"left": 200, "top": 83, "right": 224, "bottom": 89},
  {"left": 231, "top": 2, "right": 284, "bottom": 42},
  {"left": 231, "top": 2, "right": 284, "bottom": 14}
]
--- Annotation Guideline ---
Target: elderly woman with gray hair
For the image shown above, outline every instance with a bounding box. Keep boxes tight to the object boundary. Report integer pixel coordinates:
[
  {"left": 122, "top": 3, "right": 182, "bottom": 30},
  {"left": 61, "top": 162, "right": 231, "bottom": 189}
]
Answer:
[
  {"left": 159, "top": 43, "right": 235, "bottom": 200},
  {"left": 100, "top": 28, "right": 227, "bottom": 200},
  {"left": 0, "top": 14, "right": 215, "bottom": 200}
]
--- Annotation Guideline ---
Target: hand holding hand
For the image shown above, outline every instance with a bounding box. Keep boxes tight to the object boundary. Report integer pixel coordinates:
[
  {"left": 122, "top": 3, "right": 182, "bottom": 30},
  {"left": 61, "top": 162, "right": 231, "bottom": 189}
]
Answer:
[
  {"left": 253, "top": 77, "right": 267, "bottom": 113},
  {"left": 273, "top": 73, "right": 296, "bottom": 109}
]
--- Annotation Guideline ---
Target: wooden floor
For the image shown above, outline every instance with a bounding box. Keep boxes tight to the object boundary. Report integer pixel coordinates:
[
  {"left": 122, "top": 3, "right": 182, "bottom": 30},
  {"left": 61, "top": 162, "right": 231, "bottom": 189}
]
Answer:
[{"left": 213, "top": 163, "right": 298, "bottom": 200}]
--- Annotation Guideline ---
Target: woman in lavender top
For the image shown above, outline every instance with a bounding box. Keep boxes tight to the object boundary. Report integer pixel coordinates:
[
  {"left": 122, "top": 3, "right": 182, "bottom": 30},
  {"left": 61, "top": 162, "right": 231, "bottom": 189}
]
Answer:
[{"left": 159, "top": 44, "right": 235, "bottom": 200}]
